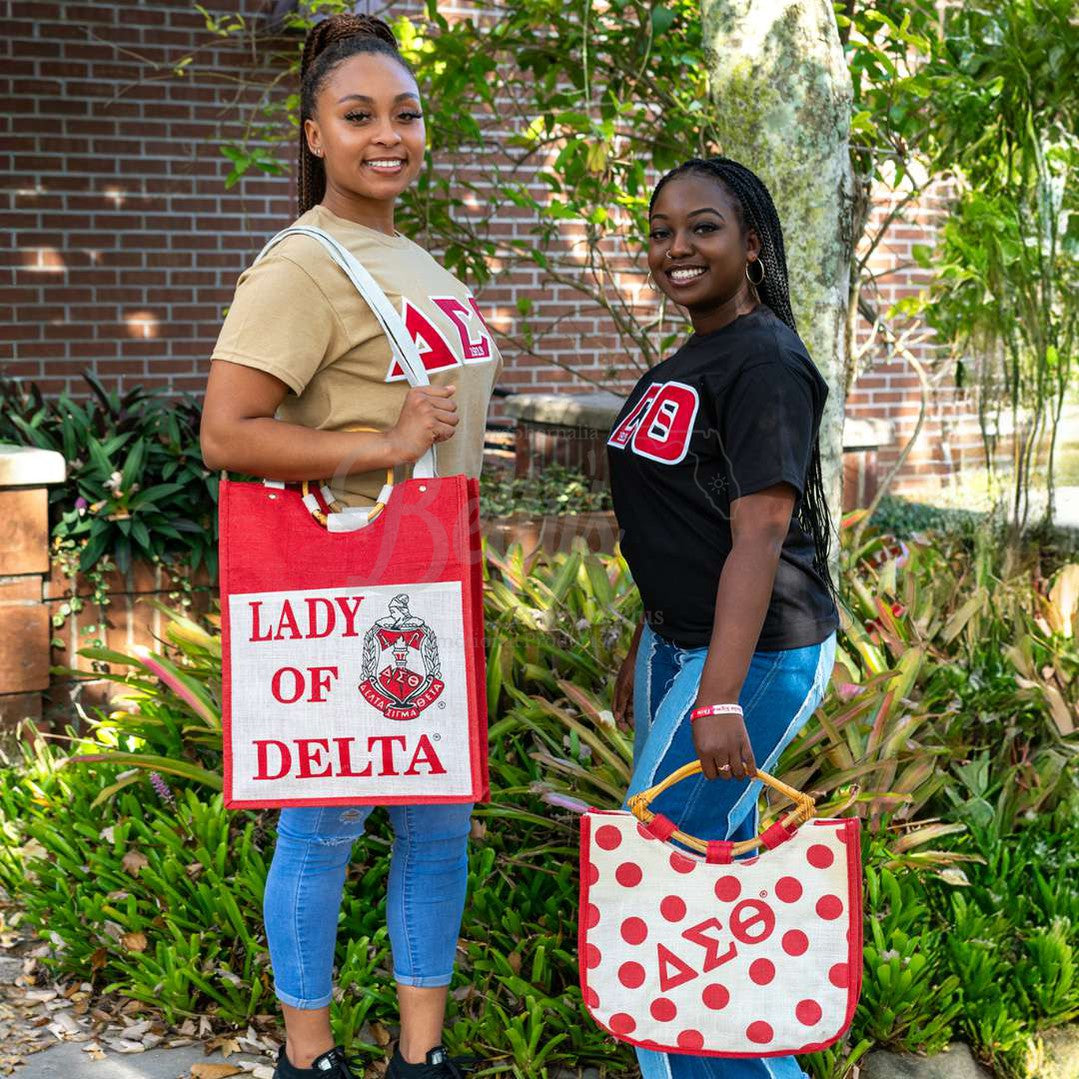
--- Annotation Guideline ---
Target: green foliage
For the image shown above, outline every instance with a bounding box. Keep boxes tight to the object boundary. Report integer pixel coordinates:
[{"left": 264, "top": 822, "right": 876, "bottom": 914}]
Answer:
[
  {"left": 6, "top": 521, "right": 1078, "bottom": 1074},
  {"left": 913, "top": 0, "right": 1079, "bottom": 530},
  {"left": 0, "top": 374, "right": 217, "bottom": 578},
  {"left": 479, "top": 465, "right": 612, "bottom": 519}
]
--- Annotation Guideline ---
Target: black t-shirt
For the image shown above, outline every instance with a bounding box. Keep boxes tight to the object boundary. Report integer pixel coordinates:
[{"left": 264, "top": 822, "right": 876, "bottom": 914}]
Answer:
[{"left": 607, "top": 306, "right": 839, "bottom": 651}]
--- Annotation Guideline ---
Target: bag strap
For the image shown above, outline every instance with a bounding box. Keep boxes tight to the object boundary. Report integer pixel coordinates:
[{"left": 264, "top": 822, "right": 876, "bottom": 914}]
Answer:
[
  {"left": 626, "top": 762, "right": 817, "bottom": 857},
  {"left": 253, "top": 224, "right": 437, "bottom": 481}
]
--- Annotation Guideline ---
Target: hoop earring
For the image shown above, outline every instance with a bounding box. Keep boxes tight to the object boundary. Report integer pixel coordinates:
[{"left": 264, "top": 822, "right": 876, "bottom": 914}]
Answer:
[
  {"left": 746, "top": 259, "right": 765, "bottom": 287},
  {"left": 646, "top": 271, "right": 658, "bottom": 291}
]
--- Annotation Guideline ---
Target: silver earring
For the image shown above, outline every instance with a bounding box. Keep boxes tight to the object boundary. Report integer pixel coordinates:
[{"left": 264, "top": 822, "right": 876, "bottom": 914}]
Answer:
[
  {"left": 646, "top": 271, "right": 657, "bottom": 291},
  {"left": 746, "top": 259, "right": 765, "bottom": 286}
]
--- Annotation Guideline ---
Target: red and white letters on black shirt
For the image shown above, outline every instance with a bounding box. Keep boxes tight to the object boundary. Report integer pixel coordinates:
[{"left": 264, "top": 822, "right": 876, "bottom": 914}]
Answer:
[{"left": 607, "top": 306, "right": 839, "bottom": 651}]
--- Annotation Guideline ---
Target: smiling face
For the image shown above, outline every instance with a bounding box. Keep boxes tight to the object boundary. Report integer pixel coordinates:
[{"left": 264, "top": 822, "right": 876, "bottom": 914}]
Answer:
[
  {"left": 647, "top": 172, "right": 762, "bottom": 324},
  {"left": 303, "top": 51, "right": 426, "bottom": 206}
]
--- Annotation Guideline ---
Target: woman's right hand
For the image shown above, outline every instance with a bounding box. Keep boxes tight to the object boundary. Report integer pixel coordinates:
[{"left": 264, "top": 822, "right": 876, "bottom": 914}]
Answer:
[
  {"left": 613, "top": 649, "right": 637, "bottom": 727},
  {"left": 386, "top": 384, "right": 459, "bottom": 464}
]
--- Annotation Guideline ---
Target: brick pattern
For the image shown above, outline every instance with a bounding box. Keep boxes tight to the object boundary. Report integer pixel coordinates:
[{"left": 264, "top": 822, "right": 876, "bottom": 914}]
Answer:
[
  {"left": 45, "top": 560, "right": 214, "bottom": 715},
  {"left": 4, "top": 0, "right": 989, "bottom": 496}
]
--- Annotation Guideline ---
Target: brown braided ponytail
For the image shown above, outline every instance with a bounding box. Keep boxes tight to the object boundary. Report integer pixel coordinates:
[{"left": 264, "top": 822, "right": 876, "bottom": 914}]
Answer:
[
  {"left": 298, "top": 14, "right": 414, "bottom": 216},
  {"left": 650, "top": 157, "right": 840, "bottom": 609}
]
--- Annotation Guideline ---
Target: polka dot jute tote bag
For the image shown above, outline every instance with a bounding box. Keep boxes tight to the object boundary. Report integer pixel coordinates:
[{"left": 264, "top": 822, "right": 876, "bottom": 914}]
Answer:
[
  {"left": 579, "top": 763, "right": 863, "bottom": 1057},
  {"left": 219, "top": 226, "right": 488, "bottom": 810}
]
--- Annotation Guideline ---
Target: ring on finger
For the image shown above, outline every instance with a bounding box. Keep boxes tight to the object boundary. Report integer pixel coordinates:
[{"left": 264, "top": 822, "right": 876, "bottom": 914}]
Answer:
[{"left": 718, "top": 763, "right": 731, "bottom": 773}]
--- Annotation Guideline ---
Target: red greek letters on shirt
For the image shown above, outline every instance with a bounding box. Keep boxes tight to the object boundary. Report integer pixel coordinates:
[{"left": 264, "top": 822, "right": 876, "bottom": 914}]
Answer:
[{"left": 607, "top": 380, "right": 700, "bottom": 465}]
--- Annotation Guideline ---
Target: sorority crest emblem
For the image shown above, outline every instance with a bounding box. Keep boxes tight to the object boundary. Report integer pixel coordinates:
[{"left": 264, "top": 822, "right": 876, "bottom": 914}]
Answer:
[{"left": 359, "top": 594, "right": 445, "bottom": 720}]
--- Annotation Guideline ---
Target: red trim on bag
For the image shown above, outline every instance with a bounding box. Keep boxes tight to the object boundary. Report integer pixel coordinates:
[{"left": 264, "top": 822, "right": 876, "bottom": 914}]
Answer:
[
  {"left": 645, "top": 814, "right": 678, "bottom": 841},
  {"left": 578, "top": 810, "right": 866, "bottom": 1058},
  {"left": 759, "top": 820, "right": 797, "bottom": 850},
  {"left": 220, "top": 476, "right": 488, "bottom": 809},
  {"left": 705, "top": 839, "right": 734, "bottom": 864}
]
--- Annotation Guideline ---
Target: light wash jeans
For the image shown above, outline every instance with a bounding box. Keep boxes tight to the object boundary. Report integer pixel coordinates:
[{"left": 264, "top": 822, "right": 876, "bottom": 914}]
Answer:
[
  {"left": 624, "top": 623, "right": 837, "bottom": 1079},
  {"left": 263, "top": 802, "right": 473, "bottom": 1008}
]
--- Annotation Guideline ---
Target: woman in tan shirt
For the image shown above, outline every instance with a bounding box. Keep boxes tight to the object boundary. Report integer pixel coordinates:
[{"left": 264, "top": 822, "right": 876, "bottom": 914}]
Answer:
[{"left": 201, "top": 15, "right": 499, "bottom": 1079}]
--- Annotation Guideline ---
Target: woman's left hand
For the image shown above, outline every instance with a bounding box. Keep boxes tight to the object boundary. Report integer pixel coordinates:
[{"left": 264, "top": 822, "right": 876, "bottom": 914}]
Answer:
[{"left": 692, "top": 714, "right": 757, "bottom": 780}]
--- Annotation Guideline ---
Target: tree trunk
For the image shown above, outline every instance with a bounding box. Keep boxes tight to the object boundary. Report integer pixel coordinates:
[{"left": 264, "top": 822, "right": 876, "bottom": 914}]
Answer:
[{"left": 702, "top": 0, "right": 854, "bottom": 558}]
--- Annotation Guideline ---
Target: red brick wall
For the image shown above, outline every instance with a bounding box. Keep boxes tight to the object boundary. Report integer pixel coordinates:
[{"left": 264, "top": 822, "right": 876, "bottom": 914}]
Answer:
[
  {"left": 5, "top": 1, "right": 286, "bottom": 398},
  {"left": 4, "top": 0, "right": 987, "bottom": 496}
]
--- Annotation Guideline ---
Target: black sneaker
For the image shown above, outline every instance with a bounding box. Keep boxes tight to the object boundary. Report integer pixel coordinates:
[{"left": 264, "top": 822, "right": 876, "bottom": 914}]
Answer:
[
  {"left": 386, "top": 1044, "right": 477, "bottom": 1078},
  {"left": 273, "top": 1043, "right": 362, "bottom": 1078}
]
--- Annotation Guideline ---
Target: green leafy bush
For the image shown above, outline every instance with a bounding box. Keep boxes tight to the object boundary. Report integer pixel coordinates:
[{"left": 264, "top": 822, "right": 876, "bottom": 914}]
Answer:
[
  {"left": 479, "top": 465, "right": 613, "bottom": 519},
  {"left": 0, "top": 374, "right": 217, "bottom": 576},
  {"left": 6, "top": 516, "right": 1079, "bottom": 1076}
]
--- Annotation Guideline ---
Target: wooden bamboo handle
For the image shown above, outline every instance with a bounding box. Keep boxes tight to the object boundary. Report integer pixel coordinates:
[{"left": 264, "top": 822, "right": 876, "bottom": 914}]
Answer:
[
  {"left": 626, "top": 762, "right": 817, "bottom": 857},
  {"left": 300, "top": 425, "right": 394, "bottom": 529}
]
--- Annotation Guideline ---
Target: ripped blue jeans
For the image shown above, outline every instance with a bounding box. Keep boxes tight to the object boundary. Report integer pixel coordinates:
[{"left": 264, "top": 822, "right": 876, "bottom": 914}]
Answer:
[
  {"left": 263, "top": 803, "right": 473, "bottom": 1008},
  {"left": 625, "top": 623, "right": 837, "bottom": 1079}
]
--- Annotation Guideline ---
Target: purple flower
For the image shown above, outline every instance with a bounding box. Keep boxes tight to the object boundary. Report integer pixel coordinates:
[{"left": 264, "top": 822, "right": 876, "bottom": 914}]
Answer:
[
  {"left": 149, "top": 771, "right": 175, "bottom": 807},
  {"left": 75, "top": 497, "right": 88, "bottom": 517},
  {"left": 540, "top": 790, "right": 591, "bottom": 814}
]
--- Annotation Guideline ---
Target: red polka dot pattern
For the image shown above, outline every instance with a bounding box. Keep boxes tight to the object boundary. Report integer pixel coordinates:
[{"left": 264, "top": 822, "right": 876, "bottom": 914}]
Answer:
[
  {"left": 660, "top": 895, "right": 687, "bottom": 922},
  {"left": 807, "top": 843, "right": 835, "bottom": 869},
  {"left": 796, "top": 999, "right": 822, "bottom": 1025},
  {"left": 749, "top": 958, "right": 775, "bottom": 985},
  {"left": 702, "top": 983, "right": 730, "bottom": 1010},
  {"left": 816, "top": 894, "right": 844, "bottom": 920},
  {"left": 585, "top": 904, "right": 600, "bottom": 929},
  {"left": 595, "top": 825, "right": 622, "bottom": 851},
  {"left": 669, "top": 852, "right": 697, "bottom": 874},
  {"left": 650, "top": 997, "right": 677, "bottom": 1022},
  {"left": 829, "top": 962, "right": 849, "bottom": 989},
  {"left": 782, "top": 929, "right": 809, "bottom": 956},
  {"left": 746, "top": 1021, "right": 774, "bottom": 1044},
  {"left": 619, "top": 961, "right": 646, "bottom": 989},
  {"left": 775, "top": 876, "right": 802, "bottom": 903},
  {"left": 610, "top": 1013, "right": 636, "bottom": 1035},
  {"left": 584, "top": 944, "right": 601, "bottom": 969},
  {"left": 677, "top": 1030, "right": 704, "bottom": 1050},
  {"left": 620, "top": 917, "right": 648, "bottom": 945},
  {"left": 584, "top": 987, "right": 598, "bottom": 1009},
  {"left": 587, "top": 862, "right": 599, "bottom": 885},
  {"left": 615, "top": 862, "right": 643, "bottom": 887},
  {"left": 714, "top": 875, "right": 740, "bottom": 902}
]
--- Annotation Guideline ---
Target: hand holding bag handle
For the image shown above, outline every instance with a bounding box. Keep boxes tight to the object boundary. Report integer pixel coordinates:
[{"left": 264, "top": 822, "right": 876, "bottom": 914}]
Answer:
[
  {"left": 253, "top": 224, "right": 438, "bottom": 482},
  {"left": 626, "top": 763, "right": 817, "bottom": 857}
]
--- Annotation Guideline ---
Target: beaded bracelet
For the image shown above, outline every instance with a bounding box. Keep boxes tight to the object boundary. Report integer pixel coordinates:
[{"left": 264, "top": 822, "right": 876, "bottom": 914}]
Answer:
[{"left": 690, "top": 703, "right": 744, "bottom": 722}]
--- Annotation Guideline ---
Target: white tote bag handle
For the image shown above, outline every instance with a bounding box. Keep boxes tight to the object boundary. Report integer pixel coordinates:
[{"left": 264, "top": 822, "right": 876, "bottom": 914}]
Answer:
[{"left": 253, "top": 225, "right": 437, "bottom": 482}]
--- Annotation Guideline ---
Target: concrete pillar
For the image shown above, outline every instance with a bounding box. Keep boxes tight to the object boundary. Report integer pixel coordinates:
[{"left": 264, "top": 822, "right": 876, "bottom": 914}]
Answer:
[{"left": 0, "top": 444, "right": 66, "bottom": 729}]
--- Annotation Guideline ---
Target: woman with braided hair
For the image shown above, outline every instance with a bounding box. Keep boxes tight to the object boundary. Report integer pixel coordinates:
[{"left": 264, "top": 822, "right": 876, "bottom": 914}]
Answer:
[
  {"left": 200, "top": 13, "right": 500, "bottom": 1079},
  {"left": 606, "top": 157, "right": 840, "bottom": 1079}
]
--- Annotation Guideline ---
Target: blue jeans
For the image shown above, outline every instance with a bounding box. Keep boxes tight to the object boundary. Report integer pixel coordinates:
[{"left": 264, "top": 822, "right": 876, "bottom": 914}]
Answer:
[
  {"left": 625, "top": 623, "right": 837, "bottom": 1079},
  {"left": 264, "top": 802, "right": 473, "bottom": 1008}
]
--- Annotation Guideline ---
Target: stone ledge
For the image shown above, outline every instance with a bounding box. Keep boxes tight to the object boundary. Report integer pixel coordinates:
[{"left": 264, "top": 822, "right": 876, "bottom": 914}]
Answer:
[
  {"left": 502, "top": 392, "right": 897, "bottom": 452},
  {"left": 503, "top": 391, "right": 626, "bottom": 431},
  {"left": 844, "top": 416, "right": 895, "bottom": 450},
  {"left": 0, "top": 444, "right": 66, "bottom": 487}
]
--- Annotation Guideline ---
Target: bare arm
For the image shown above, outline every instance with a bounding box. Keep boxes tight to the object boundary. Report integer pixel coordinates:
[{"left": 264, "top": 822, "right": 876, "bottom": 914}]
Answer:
[
  {"left": 691, "top": 483, "right": 797, "bottom": 779},
  {"left": 199, "top": 360, "right": 458, "bottom": 479}
]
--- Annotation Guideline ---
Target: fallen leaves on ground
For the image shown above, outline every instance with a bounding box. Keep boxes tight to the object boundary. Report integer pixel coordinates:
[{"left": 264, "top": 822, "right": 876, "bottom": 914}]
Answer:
[{"left": 0, "top": 900, "right": 283, "bottom": 1077}]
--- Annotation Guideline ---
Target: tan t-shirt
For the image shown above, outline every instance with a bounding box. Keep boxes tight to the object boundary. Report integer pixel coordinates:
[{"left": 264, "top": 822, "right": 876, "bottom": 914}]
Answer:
[{"left": 211, "top": 203, "right": 503, "bottom": 506}]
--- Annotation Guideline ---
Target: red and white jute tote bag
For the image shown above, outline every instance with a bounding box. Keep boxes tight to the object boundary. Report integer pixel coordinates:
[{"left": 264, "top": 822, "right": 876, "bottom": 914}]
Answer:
[
  {"left": 219, "top": 225, "right": 488, "bottom": 809},
  {"left": 580, "top": 764, "right": 863, "bottom": 1057}
]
